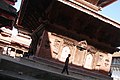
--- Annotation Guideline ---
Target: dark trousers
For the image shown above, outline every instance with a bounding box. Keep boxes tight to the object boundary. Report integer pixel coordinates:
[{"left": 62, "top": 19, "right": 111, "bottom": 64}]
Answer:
[{"left": 61, "top": 66, "right": 69, "bottom": 75}]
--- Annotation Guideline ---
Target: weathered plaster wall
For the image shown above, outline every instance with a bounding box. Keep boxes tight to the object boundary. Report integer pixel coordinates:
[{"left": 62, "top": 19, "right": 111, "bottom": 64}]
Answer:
[{"left": 35, "top": 30, "right": 112, "bottom": 73}]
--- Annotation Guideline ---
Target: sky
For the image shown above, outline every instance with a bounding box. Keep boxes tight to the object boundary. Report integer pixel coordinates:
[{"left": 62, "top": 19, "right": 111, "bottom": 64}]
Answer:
[
  {"left": 13, "top": 0, "right": 22, "bottom": 12},
  {"left": 14, "top": 0, "right": 120, "bottom": 23},
  {"left": 99, "top": 0, "right": 120, "bottom": 23}
]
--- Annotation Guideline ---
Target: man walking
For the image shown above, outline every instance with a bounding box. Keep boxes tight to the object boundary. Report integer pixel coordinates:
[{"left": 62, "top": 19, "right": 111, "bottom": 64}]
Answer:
[{"left": 61, "top": 54, "right": 71, "bottom": 75}]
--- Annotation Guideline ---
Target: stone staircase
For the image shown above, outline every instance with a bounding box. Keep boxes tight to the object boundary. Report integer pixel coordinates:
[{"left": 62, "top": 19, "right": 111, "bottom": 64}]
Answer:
[{"left": 0, "top": 54, "right": 112, "bottom": 80}]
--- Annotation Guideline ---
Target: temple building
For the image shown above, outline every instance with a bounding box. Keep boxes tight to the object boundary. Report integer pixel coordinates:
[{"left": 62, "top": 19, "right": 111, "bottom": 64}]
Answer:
[
  {"left": 111, "top": 52, "right": 120, "bottom": 80},
  {"left": 0, "top": 0, "right": 120, "bottom": 80},
  {"left": 0, "top": 0, "right": 30, "bottom": 58},
  {"left": 0, "top": 0, "right": 17, "bottom": 29},
  {"left": 0, "top": 26, "right": 31, "bottom": 57}
]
